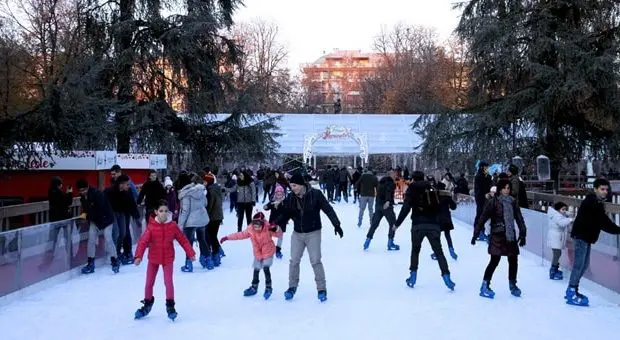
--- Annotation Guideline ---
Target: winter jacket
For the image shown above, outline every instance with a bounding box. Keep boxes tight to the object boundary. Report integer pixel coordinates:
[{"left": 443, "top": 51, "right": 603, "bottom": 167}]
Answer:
[
  {"left": 178, "top": 183, "right": 210, "bottom": 228},
  {"left": 236, "top": 183, "right": 256, "bottom": 204},
  {"left": 474, "top": 195, "right": 527, "bottom": 257},
  {"left": 438, "top": 193, "right": 457, "bottom": 231},
  {"left": 571, "top": 193, "right": 620, "bottom": 244},
  {"left": 338, "top": 168, "right": 352, "bottom": 184},
  {"left": 474, "top": 171, "right": 493, "bottom": 203},
  {"left": 104, "top": 184, "right": 140, "bottom": 219},
  {"left": 135, "top": 216, "right": 196, "bottom": 265},
  {"left": 352, "top": 171, "right": 362, "bottom": 190},
  {"left": 356, "top": 172, "right": 379, "bottom": 197},
  {"left": 396, "top": 181, "right": 440, "bottom": 228},
  {"left": 323, "top": 170, "right": 336, "bottom": 186},
  {"left": 375, "top": 176, "right": 395, "bottom": 207},
  {"left": 165, "top": 189, "right": 178, "bottom": 216},
  {"left": 276, "top": 184, "right": 341, "bottom": 234},
  {"left": 80, "top": 187, "right": 115, "bottom": 229},
  {"left": 510, "top": 175, "right": 529, "bottom": 208},
  {"left": 112, "top": 176, "right": 138, "bottom": 201},
  {"left": 546, "top": 207, "right": 573, "bottom": 249},
  {"left": 455, "top": 176, "right": 469, "bottom": 195},
  {"left": 225, "top": 224, "right": 283, "bottom": 260},
  {"left": 48, "top": 187, "right": 73, "bottom": 222},
  {"left": 138, "top": 180, "right": 166, "bottom": 212},
  {"left": 206, "top": 183, "right": 224, "bottom": 221}
]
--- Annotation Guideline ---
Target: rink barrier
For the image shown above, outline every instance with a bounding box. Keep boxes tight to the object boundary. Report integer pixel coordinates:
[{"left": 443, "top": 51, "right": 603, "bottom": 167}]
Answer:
[
  {"left": 0, "top": 213, "right": 145, "bottom": 303},
  {"left": 451, "top": 193, "right": 620, "bottom": 301}
]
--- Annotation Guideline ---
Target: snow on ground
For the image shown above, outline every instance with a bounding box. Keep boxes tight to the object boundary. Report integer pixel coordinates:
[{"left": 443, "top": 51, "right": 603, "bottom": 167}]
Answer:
[{"left": 1, "top": 202, "right": 619, "bottom": 340}]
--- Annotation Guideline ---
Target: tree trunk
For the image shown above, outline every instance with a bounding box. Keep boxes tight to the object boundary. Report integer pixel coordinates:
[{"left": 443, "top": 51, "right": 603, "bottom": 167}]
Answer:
[{"left": 115, "top": 0, "right": 136, "bottom": 153}]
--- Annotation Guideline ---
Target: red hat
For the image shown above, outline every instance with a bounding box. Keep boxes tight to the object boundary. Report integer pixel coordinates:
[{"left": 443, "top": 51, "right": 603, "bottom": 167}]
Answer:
[
  {"left": 252, "top": 212, "right": 265, "bottom": 220},
  {"left": 204, "top": 173, "right": 215, "bottom": 185}
]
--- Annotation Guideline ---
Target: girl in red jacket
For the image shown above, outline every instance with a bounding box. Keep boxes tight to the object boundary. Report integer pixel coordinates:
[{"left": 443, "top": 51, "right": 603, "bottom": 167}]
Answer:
[
  {"left": 220, "top": 212, "right": 283, "bottom": 300},
  {"left": 134, "top": 199, "right": 196, "bottom": 321}
]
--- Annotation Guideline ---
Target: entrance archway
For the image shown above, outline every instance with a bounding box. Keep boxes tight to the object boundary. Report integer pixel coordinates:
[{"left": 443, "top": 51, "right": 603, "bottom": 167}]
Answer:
[{"left": 303, "top": 125, "right": 368, "bottom": 166}]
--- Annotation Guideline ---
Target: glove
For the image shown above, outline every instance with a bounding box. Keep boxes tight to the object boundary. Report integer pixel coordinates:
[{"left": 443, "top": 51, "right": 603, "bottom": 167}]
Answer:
[
  {"left": 471, "top": 236, "right": 476, "bottom": 245},
  {"left": 270, "top": 226, "right": 278, "bottom": 232},
  {"left": 382, "top": 201, "right": 390, "bottom": 210},
  {"left": 134, "top": 258, "right": 142, "bottom": 265},
  {"left": 220, "top": 236, "right": 229, "bottom": 243},
  {"left": 518, "top": 236, "right": 526, "bottom": 247},
  {"left": 334, "top": 225, "right": 344, "bottom": 238}
]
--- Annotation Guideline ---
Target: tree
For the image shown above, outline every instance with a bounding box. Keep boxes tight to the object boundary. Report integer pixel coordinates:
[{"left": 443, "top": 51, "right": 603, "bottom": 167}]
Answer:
[{"left": 416, "top": 1, "right": 620, "bottom": 181}]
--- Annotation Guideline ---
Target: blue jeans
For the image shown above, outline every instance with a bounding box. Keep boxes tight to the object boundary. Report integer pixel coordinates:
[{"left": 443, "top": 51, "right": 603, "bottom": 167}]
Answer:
[
  {"left": 568, "top": 238, "right": 591, "bottom": 287},
  {"left": 112, "top": 212, "right": 129, "bottom": 257}
]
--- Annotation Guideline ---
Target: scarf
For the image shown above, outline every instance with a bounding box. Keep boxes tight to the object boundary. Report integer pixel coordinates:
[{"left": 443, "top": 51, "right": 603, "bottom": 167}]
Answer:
[{"left": 499, "top": 195, "right": 516, "bottom": 241}]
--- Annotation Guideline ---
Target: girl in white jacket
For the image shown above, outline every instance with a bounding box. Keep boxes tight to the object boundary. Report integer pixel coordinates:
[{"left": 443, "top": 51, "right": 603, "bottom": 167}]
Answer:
[{"left": 547, "top": 202, "right": 574, "bottom": 280}]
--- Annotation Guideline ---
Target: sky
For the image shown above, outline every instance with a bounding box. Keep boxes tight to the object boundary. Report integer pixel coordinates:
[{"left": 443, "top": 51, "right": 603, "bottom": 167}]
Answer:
[{"left": 234, "top": 0, "right": 463, "bottom": 73}]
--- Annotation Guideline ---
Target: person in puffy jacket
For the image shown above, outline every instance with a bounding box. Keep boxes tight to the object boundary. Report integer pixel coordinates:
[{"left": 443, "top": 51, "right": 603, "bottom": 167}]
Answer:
[
  {"left": 178, "top": 174, "right": 212, "bottom": 271},
  {"left": 220, "top": 212, "right": 283, "bottom": 299},
  {"left": 133, "top": 199, "right": 195, "bottom": 320},
  {"left": 264, "top": 184, "right": 286, "bottom": 259},
  {"left": 235, "top": 171, "right": 256, "bottom": 232},
  {"left": 546, "top": 202, "right": 573, "bottom": 280}
]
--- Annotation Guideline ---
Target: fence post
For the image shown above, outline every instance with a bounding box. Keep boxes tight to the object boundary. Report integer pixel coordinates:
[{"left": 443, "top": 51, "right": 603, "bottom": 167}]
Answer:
[{"left": 16, "top": 229, "right": 23, "bottom": 291}]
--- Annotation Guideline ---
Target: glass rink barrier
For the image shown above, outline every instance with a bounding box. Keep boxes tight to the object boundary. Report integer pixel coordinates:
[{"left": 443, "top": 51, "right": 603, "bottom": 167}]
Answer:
[
  {"left": 0, "top": 215, "right": 144, "bottom": 299},
  {"left": 452, "top": 193, "right": 620, "bottom": 295}
]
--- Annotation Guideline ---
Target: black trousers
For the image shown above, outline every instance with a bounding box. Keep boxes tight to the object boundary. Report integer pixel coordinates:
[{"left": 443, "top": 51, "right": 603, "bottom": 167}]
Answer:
[
  {"left": 183, "top": 227, "right": 209, "bottom": 257},
  {"left": 237, "top": 203, "right": 253, "bottom": 231},
  {"left": 367, "top": 206, "right": 396, "bottom": 240},
  {"left": 207, "top": 219, "right": 222, "bottom": 255},
  {"left": 483, "top": 255, "right": 518, "bottom": 283},
  {"left": 474, "top": 199, "right": 485, "bottom": 234},
  {"left": 410, "top": 228, "right": 450, "bottom": 276}
]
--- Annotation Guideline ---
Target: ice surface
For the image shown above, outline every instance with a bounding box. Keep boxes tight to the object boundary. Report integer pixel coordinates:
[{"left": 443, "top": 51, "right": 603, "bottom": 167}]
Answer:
[{"left": 1, "top": 202, "right": 619, "bottom": 340}]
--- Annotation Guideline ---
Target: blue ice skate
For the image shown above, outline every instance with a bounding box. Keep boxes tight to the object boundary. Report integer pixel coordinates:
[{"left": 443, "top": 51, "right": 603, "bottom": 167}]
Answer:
[
  {"left": 406, "top": 271, "right": 417, "bottom": 288},
  {"left": 565, "top": 286, "right": 589, "bottom": 307},
  {"left": 81, "top": 259, "right": 95, "bottom": 274},
  {"left": 244, "top": 285, "right": 258, "bottom": 296},
  {"left": 363, "top": 238, "right": 371, "bottom": 250},
  {"left": 448, "top": 247, "right": 458, "bottom": 260},
  {"left": 317, "top": 290, "right": 327, "bottom": 302},
  {"left": 275, "top": 246, "right": 283, "bottom": 259},
  {"left": 509, "top": 280, "right": 521, "bottom": 297},
  {"left": 431, "top": 253, "right": 438, "bottom": 260},
  {"left": 218, "top": 247, "right": 226, "bottom": 258},
  {"left": 166, "top": 300, "right": 177, "bottom": 321},
  {"left": 284, "top": 287, "right": 297, "bottom": 300},
  {"left": 479, "top": 280, "right": 495, "bottom": 299},
  {"left": 181, "top": 259, "right": 193, "bottom": 272},
  {"left": 443, "top": 274, "right": 455, "bottom": 291},
  {"left": 387, "top": 239, "right": 400, "bottom": 251},
  {"left": 549, "top": 265, "right": 563, "bottom": 280},
  {"left": 212, "top": 253, "right": 221, "bottom": 267},
  {"left": 264, "top": 287, "right": 273, "bottom": 300},
  {"left": 111, "top": 257, "right": 120, "bottom": 274}
]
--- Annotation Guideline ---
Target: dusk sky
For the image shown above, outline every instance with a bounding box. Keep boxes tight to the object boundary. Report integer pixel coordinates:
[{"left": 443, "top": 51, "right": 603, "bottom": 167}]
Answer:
[{"left": 234, "top": 0, "right": 463, "bottom": 73}]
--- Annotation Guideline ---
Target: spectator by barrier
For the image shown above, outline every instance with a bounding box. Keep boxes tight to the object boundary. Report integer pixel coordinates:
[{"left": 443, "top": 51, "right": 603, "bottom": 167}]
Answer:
[
  {"left": 0, "top": 212, "right": 144, "bottom": 300},
  {"left": 451, "top": 193, "right": 620, "bottom": 295}
]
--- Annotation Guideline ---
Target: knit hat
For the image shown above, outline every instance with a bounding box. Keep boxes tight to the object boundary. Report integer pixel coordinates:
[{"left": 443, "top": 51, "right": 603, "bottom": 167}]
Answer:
[
  {"left": 289, "top": 173, "right": 305, "bottom": 186},
  {"left": 204, "top": 174, "right": 215, "bottom": 185},
  {"left": 253, "top": 212, "right": 265, "bottom": 220},
  {"left": 164, "top": 176, "right": 173, "bottom": 188},
  {"left": 275, "top": 184, "right": 284, "bottom": 193}
]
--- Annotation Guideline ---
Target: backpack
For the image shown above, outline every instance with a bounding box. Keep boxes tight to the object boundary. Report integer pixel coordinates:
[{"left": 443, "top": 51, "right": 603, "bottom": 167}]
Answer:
[{"left": 415, "top": 183, "right": 441, "bottom": 215}]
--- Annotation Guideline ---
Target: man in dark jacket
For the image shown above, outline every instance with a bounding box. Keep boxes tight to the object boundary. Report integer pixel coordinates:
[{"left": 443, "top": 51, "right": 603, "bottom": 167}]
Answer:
[
  {"left": 565, "top": 178, "right": 620, "bottom": 306},
  {"left": 77, "top": 179, "right": 119, "bottom": 274},
  {"left": 507, "top": 164, "right": 529, "bottom": 208},
  {"left": 322, "top": 166, "right": 336, "bottom": 202},
  {"left": 395, "top": 171, "right": 455, "bottom": 291},
  {"left": 363, "top": 169, "right": 399, "bottom": 251},
  {"left": 336, "top": 167, "right": 352, "bottom": 203},
  {"left": 276, "top": 173, "right": 343, "bottom": 302},
  {"left": 206, "top": 176, "right": 224, "bottom": 266},
  {"left": 105, "top": 174, "right": 140, "bottom": 264},
  {"left": 351, "top": 167, "right": 362, "bottom": 203},
  {"left": 355, "top": 168, "right": 378, "bottom": 227},
  {"left": 138, "top": 170, "right": 166, "bottom": 213},
  {"left": 474, "top": 162, "right": 493, "bottom": 241}
]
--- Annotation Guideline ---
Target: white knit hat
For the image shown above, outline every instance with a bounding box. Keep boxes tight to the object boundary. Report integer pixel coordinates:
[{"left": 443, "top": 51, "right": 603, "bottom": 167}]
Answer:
[{"left": 164, "top": 176, "right": 173, "bottom": 188}]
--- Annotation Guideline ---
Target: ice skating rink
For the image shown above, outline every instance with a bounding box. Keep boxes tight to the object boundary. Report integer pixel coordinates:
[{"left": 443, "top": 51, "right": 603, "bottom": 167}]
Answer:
[{"left": 1, "top": 203, "right": 620, "bottom": 340}]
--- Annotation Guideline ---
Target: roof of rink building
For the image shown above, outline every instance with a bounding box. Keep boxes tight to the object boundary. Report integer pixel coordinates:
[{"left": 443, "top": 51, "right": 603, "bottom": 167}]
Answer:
[{"left": 211, "top": 113, "right": 423, "bottom": 155}]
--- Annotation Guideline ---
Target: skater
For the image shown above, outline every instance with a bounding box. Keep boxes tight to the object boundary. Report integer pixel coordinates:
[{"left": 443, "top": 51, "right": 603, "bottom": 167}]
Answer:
[
  {"left": 355, "top": 167, "right": 378, "bottom": 227},
  {"left": 546, "top": 201, "right": 573, "bottom": 280},
  {"left": 104, "top": 174, "right": 140, "bottom": 265},
  {"left": 134, "top": 200, "right": 196, "bottom": 320},
  {"left": 236, "top": 171, "right": 256, "bottom": 232},
  {"left": 474, "top": 162, "right": 493, "bottom": 241},
  {"left": 220, "top": 212, "right": 283, "bottom": 299},
  {"left": 178, "top": 174, "right": 212, "bottom": 271},
  {"left": 395, "top": 171, "right": 455, "bottom": 290},
  {"left": 363, "top": 169, "right": 398, "bottom": 251},
  {"left": 275, "top": 173, "right": 343, "bottom": 302},
  {"left": 76, "top": 179, "right": 119, "bottom": 274},
  {"left": 565, "top": 178, "right": 620, "bottom": 306},
  {"left": 205, "top": 174, "right": 225, "bottom": 266},
  {"left": 264, "top": 183, "right": 287, "bottom": 259},
  {"left": 471, "top": 179, "right": 527, "bottom": 299},
  {"left": 430, "top": 182, "right": 458, "bottom": 261}
]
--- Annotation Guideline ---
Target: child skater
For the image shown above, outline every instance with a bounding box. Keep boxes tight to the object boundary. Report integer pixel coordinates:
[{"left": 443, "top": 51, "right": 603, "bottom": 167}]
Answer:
[
  {"left": 134, "top": 200, "right": 196, "bottom": 321},
  {"left": 263, "top": 183, "right": 286, "bottom": 259},
  {"left": 546, "top": 201, "right": 573, "bottom": 280},
  {"left": 220, "top": 212, "right": 283, "bottom": 300},
  {"left": 431, "top": 182, "right": 459, "bottom": 261}
]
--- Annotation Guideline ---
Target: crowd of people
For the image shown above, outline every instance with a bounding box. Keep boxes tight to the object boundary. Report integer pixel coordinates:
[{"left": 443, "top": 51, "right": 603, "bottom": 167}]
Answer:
[{"left": 44, "top": 161, "right": 620, "bottom": 320}]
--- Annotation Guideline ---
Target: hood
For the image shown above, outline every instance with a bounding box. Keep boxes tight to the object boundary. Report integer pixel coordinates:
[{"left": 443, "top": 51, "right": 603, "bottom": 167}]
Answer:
[
  {"left": 178, "top": 183, "right": 206, "bottom": 200},
  {"left": 148, "top": 214, "right": 173, "bottom": 225},
  {"left": 547, "top": 207, "right": 565, "bottom": 220}
]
